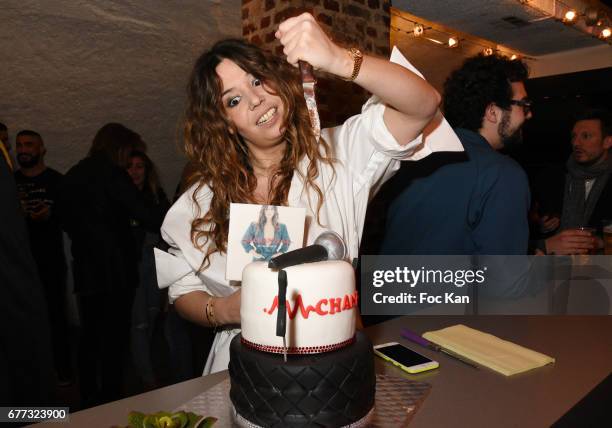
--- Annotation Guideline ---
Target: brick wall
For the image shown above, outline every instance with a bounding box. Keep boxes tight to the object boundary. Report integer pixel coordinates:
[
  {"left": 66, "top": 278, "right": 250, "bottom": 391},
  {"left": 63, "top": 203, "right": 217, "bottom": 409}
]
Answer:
[{"left": 242, "top": 0, "right": 391, "bottom": 126}]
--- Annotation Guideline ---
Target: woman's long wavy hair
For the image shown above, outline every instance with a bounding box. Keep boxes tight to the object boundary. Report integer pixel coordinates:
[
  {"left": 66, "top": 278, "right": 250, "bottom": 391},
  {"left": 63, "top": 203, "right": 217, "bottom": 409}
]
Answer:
[
  {"left": 89, "top": 123, "right": 146, "bottom": 168},
  {"left": 184, "top": 39, "right": 334, "bottom": 269}
]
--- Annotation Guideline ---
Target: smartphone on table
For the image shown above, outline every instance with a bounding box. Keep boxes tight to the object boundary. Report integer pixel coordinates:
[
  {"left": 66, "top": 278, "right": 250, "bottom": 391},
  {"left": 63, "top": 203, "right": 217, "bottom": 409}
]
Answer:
[{"left": 373, "top": 342, "right": 439, "bottom": 374}]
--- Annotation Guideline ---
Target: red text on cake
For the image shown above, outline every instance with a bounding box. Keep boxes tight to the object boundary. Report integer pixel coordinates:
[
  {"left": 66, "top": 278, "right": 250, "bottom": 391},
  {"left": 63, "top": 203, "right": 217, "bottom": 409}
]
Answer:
[{"left": 264, "top": 291, "right": 359, "bottom": 319}]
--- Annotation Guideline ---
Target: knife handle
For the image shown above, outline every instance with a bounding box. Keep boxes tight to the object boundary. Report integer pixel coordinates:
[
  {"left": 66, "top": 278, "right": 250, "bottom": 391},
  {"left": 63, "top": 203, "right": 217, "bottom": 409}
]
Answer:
[
  {"left": 276, "top": 270, "right": 288, "bottom": 338},
  {"left": 401, "top": 328, "right": 436, "bottom": 350},
  {"left": 299, "top": 60, "right": 316, "bottom": 84}
]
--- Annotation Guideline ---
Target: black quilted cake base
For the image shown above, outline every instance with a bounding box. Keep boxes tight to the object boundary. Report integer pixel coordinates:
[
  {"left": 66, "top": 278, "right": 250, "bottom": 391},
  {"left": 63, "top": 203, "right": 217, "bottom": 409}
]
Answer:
[{"left": 228, "top": 331, "right": 375, "bottom": 428}]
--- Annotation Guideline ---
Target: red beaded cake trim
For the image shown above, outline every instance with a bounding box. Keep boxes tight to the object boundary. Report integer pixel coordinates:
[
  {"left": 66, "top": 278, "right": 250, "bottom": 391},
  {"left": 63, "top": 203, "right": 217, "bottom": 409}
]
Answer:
[{"left": 241, "top": 336, "right": 356, "bottom": 354}]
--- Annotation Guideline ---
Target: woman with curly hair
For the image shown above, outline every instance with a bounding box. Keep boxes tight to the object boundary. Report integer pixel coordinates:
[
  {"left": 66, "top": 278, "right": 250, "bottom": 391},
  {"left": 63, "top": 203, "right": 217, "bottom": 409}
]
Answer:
[{"left": 157, "top": 13, "right": 457, "bottom": 374}]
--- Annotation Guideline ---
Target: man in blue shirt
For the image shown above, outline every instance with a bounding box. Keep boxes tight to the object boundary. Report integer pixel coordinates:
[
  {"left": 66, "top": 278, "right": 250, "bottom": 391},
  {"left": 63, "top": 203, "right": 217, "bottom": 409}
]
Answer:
[{"left": 380, "top": 54, "right": 532, "bottom": 255}]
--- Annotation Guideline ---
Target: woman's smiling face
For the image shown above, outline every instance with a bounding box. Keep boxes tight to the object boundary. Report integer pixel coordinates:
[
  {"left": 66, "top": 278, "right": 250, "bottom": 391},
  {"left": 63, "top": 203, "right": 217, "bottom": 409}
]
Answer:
[{"left": 216, "top": 59, "right": 286, "bottom": 150}]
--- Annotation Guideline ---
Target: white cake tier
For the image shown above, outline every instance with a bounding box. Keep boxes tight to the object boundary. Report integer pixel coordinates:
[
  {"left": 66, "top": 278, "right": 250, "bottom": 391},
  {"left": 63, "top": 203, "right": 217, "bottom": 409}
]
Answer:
[{"left": 240, "top": 260, "right": 357, "bottom": 353}]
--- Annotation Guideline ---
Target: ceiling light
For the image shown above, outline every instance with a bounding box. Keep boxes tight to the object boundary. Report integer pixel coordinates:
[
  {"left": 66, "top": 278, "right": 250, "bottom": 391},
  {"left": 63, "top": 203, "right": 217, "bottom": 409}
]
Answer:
[
  {"left": 601, "top": 27, "right": 611, "bottom": 38},
  {"left": 483, "top": 47, "right": 494, "bottom": 56},
  {"left": 413, "top": 24, "right": 424, "bottom": 37},
  {"left": 447, "top": 37, "right": 459, "bottom": 48},
  {"left": 510, "top": 54, "right": 519, "bottom": 60},
  {"left": 563, "top": 10, "right": 577, "bottom": 23}
]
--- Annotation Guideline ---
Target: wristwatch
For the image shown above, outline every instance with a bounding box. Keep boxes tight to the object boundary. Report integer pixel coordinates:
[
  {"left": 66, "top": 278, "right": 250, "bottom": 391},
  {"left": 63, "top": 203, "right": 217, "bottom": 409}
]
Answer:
[{"left": 345, "top": 47, "right": 363, "bottom": 81}]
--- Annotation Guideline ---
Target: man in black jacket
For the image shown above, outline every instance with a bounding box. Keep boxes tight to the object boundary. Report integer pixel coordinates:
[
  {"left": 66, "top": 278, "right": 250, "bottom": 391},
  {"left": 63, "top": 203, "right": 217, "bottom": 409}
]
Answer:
[
  {"left": 533, "top": 109, "right": 612, "bottom": 254},
  {"left": 0, "top": 141, "right": 56, "bottom": 407}
]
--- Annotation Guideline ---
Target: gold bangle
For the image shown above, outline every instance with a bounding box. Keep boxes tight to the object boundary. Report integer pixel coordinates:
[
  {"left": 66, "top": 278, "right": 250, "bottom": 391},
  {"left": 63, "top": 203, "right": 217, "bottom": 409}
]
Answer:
[
  {"left": 205, "top": 300, "right": 211, "bottom": 324},
  {"left": 207, "top": 297, "right": 218, "bottom": 328},
  {"left": 344, "top": 47, "right": 363, "bottom": 81}
]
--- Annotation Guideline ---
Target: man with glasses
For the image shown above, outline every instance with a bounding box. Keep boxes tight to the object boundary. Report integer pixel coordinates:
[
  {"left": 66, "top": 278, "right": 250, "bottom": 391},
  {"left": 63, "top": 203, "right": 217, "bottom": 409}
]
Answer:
[{"left": 378, "top": 54, "right": 532, "bottom": 255}]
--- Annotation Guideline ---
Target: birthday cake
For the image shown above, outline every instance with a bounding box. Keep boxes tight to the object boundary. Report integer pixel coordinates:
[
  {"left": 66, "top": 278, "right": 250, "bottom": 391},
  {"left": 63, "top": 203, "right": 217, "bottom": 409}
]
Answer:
[
  {"left": 240, "top": 260, "right": 358, "bottom": 353},
  {"left": 229, "top": 258, "right": 375, "bottom": 427}
]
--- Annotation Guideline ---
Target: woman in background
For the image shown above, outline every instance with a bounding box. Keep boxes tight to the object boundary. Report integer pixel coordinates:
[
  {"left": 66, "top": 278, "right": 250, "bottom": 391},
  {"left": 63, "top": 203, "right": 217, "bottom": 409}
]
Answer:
[
  {"left": 126, "top": 150, "right": 169, "bottom": 390},
  {"left": 61, "top": 123, "right": 165, "bottom": 406}
]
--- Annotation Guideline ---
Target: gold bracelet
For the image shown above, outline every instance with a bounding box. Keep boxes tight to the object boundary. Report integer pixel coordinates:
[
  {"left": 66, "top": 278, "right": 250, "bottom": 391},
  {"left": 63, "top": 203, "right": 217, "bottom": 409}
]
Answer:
[
  {"left": 205, "top": 300, "right": 211, "bottom": 325},
  {"left": 206, "top": 296, "right": 218, "bottom": 328},
  {"left": 344, "top": 47, "right": 363, "bottom": 81}
]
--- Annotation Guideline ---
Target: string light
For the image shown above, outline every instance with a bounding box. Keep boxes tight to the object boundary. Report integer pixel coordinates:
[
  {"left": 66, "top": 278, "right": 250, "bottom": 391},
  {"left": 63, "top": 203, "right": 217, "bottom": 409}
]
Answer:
[
  {"left": 563, "top": 10, "right": 577, "bottom": 23},
  {"left": 390, "top": 12, "right": 529, "bottom": 60},
  {"left": 392, "top": 1, "right": 611, "bottom": 57},
  {"left": 519, "top": 0, "right": 612, "bottom": 41}
]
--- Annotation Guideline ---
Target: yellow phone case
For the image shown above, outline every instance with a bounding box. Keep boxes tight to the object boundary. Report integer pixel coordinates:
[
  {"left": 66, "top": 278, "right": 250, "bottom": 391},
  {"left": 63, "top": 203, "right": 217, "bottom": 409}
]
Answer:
[{"left": 374, "top": 348, "right": 439, "bottom": 374}]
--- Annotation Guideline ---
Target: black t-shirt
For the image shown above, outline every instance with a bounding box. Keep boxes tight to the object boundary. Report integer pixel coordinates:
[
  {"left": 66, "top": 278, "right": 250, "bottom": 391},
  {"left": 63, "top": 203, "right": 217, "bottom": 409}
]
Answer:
[{"left": 14, "top": 168, "right": 66, "bottom": 272}]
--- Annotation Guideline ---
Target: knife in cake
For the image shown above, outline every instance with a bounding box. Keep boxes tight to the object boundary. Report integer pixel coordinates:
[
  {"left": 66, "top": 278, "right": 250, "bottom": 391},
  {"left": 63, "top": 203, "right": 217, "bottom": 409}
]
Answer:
[
  {"left": 299, "top": 60, "right": 321, "bottom": 142},
  {"left": 276, "top": 269, "right": 288, "bottom": 362}
]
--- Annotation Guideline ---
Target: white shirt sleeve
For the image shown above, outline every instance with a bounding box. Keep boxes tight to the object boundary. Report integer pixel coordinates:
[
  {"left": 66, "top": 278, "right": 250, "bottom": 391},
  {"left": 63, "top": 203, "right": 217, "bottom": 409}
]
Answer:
[
  {"left": 157, "top": 184, "right": 238, "bottom": 303},
  {"left": 323, "top": 97, "right": 421, "bottom": 197}
]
